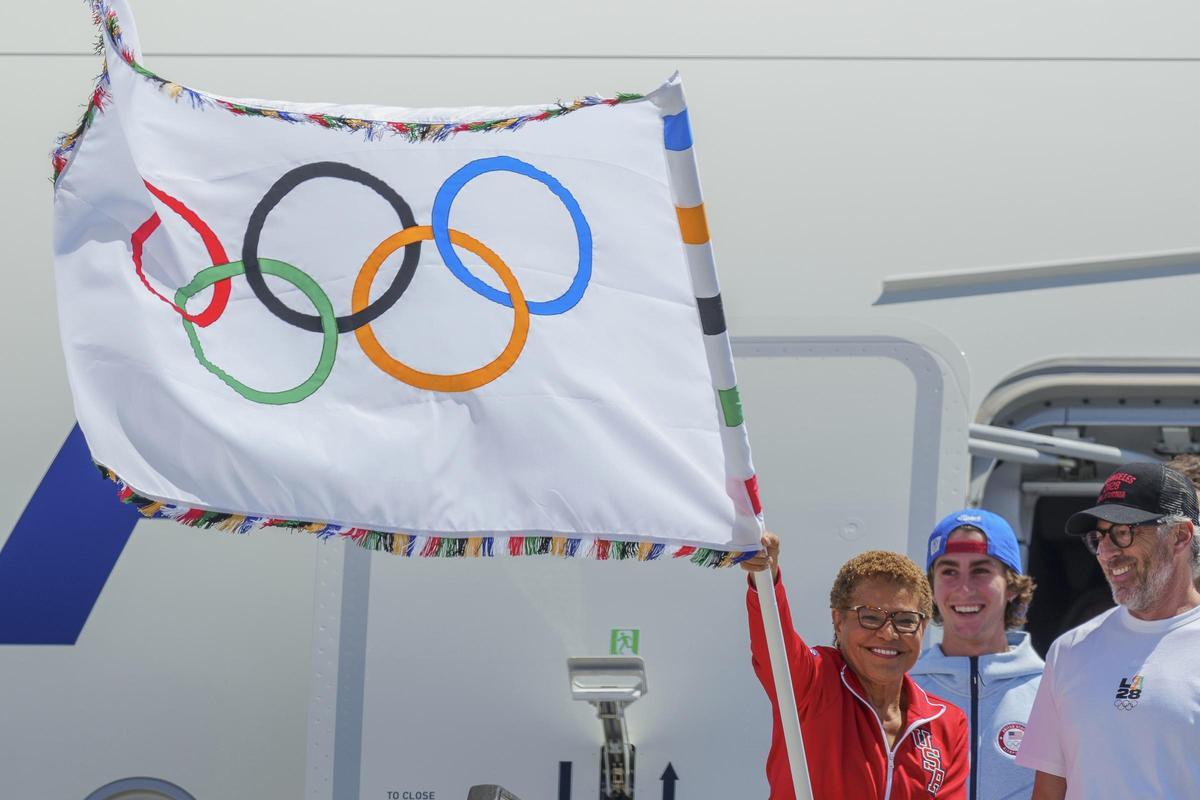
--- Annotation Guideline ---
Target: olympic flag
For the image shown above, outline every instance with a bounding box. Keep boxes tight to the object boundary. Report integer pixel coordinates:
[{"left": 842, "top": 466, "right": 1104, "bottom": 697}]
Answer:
[{"left": 51, "top": 0, "right": 762, "bottom": 565}]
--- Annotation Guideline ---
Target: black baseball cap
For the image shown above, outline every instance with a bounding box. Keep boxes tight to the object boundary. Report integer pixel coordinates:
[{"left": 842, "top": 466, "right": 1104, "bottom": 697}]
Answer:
[{"left": 1065, "top": 461, "right": 1200, "bottom": 535}]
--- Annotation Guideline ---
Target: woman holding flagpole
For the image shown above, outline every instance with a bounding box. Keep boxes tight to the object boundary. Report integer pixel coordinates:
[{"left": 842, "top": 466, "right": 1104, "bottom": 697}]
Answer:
[{"left": 743, "top": 534, "right": 969, "bottom": 799}]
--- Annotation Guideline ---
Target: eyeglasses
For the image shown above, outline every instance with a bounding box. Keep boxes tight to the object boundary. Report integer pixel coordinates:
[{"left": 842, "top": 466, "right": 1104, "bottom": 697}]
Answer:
[
  {"left": 1083, "top": 520, "right": 1165, "bottom": 555},
  {"left": 843, "top": 605, "right": 926, "bottom": 634}
]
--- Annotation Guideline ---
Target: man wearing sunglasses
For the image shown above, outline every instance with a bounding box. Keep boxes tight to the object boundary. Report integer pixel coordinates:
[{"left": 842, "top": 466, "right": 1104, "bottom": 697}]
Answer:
[{"left": 1016, "top": 462, "right": 1200, "bottom": 799}]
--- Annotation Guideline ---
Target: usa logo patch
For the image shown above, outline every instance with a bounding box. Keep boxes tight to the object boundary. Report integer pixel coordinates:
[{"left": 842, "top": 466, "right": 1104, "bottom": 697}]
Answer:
[{"left": 995, "top": 722, "right": 1025, "bottom": 757}]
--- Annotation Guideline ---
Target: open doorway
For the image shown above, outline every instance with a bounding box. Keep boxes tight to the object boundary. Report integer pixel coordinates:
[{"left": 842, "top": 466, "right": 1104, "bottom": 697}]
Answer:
[
  {"left": 973, "top": 358, "right": 1200, "bottom": 656},
  {"left": 1024, "top": 495, "right": 1113, "bottom": 656}
]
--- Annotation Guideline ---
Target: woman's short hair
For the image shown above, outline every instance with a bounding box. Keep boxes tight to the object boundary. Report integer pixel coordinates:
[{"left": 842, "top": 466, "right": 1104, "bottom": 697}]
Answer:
[
  {"left": 929, "top": 567, "right": 1036, "bottom": 629},
  {"left": 829, "top": 550, "right": 933, "bottom": 617}
]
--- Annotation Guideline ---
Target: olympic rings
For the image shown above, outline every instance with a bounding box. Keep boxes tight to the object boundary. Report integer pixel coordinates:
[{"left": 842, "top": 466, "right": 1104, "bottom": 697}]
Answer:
[
  {"left": 138, "top": 157, "right": 590, "bottom": 403},
  {"left": 351, "top": 226, "right": 530, "bottom": 392},
  {"left": 431, "top": 155, "right": 592, "bottom": 316},
  {"left": 131, "top": 180, "right": 232, "bottom": 327},
  {"left": 241, "top": 161, "right": 422, "bottom": 334},
  {"left": 176, "top": 259, "right": 339, "bottom": 405}
]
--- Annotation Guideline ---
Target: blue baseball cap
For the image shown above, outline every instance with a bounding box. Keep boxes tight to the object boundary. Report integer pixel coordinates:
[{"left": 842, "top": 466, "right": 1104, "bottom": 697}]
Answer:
[{"left": 926, "top": 509, "right": 1023, "bottom": 574}]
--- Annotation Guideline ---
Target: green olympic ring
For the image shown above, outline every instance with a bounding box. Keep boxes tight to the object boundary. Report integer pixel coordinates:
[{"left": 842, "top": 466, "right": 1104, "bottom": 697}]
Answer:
[{"left": 175, "top": 259, "right": 338, "bottom": 405}]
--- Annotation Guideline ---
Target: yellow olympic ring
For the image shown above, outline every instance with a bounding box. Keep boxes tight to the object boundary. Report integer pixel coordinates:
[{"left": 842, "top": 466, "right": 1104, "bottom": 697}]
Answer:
[{"left": 351, "top": 225, "right": 530, "bottom": 392}]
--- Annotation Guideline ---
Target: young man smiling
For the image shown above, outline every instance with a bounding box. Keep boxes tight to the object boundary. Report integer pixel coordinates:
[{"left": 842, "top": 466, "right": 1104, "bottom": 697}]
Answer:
[
  {"left": 1016, "top": 462, "right": 1200, "bottom": 799},
  {"left": 910, "top": 510, "right": 1043, "bottom": 800}
]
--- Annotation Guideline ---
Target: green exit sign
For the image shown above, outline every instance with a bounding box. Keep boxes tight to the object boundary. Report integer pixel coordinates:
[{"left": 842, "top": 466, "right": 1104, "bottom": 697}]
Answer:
[{"left": 610, "top": 628, "right": 640, "bottom": 655}]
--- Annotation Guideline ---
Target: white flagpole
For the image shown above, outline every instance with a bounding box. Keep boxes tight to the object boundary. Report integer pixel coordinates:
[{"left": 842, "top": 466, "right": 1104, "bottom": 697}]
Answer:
[
  {"left": 649, "top": 73, "right": 814, "bottom": 800},
  {"left": 753, "top": 567, "right": 815, "bottom": 799}
]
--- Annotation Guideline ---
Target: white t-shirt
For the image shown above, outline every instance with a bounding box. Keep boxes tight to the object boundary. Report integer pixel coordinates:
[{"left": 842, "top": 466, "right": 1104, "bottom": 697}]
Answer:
[{"left": 1016, "top": 602, "right": 1200, "bottom": 799}]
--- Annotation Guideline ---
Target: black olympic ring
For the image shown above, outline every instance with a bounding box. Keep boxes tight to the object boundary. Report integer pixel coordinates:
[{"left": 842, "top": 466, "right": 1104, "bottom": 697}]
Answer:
[
  {"left": 241, "top": 161, "right": 421, "bottom": 334},
  {"left": 1113, "top": 699, "right": 1138, "bottom": 711}
]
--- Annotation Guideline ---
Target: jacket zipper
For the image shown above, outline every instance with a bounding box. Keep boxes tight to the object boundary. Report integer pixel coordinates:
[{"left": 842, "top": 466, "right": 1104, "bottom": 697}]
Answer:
[
  {"left": 840, "top": 667, "right": 946, "bottom": 800},
  {"left": 969, "top": 656, "right": 979, "bottom": 800}
]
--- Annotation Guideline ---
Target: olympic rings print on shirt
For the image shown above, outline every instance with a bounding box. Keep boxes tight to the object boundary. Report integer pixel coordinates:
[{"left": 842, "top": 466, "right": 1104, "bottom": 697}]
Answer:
[{"left": 130, "top": 157, "right": 593, "bottom": 404}]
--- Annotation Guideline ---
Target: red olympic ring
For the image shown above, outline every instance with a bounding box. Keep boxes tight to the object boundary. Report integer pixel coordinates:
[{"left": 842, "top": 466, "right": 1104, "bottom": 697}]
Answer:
[{"left": 131, "top": 179, "right": 231, "bottom": 327}]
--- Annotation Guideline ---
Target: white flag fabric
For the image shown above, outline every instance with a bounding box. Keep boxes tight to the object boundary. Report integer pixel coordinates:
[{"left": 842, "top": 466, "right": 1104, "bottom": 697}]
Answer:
[{"left": 51, "top": 0, "right": 761, "bottom": 565}]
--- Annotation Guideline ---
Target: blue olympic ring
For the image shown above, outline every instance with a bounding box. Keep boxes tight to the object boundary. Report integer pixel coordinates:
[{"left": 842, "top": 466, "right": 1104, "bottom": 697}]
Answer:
[{"left": 431, "top": 155, "right": 592, "bottom": 316}]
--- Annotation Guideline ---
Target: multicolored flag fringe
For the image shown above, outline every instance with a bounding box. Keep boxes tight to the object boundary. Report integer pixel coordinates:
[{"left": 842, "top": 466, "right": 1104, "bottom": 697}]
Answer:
[{"left": 52, "top": 0, "right": 763, "bottom": 565}]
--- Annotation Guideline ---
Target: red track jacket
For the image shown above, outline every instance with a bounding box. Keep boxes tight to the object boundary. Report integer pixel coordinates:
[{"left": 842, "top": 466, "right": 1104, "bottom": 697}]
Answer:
[{"left": 747, "top": 576, "right": 969, "bottom": 800}]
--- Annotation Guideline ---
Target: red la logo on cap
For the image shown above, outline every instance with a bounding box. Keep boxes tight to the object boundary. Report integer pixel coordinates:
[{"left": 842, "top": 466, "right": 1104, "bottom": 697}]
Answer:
[{"left": 1099, "top": 472, "right": 1137, "bottom": 502}]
